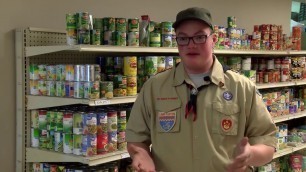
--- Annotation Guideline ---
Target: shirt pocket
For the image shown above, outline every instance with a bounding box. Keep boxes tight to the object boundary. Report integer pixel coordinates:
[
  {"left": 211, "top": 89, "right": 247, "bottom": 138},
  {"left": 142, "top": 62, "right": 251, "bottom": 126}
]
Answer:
[
  {"left": 212, "top": 101, "right": 240, "bottom": 136},
  {"left": 156, "top": 101, "right": 181, "bottom": 133}
]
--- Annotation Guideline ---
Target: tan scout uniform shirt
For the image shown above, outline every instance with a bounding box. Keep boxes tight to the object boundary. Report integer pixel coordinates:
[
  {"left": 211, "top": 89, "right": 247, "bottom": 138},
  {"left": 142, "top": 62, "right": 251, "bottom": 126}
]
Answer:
[{"left": 126, "top": 57, "right": 277, "bottom": 172}]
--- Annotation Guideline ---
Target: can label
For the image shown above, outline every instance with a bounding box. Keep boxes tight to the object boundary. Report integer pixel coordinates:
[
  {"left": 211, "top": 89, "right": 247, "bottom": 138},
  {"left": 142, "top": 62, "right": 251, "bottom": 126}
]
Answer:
[
  {"left": 77, "top": 12, "right": 89, "bottom": 30},
  {"left": 73, "top": 112, "right": 84, "bottom": 134},
  {"left": 38, "top": 65, "right": 47, "bottom": 80},
  {"left": 90, "top": 29, "right": 101, "bottom": 45},
  {"left": 82, "top": 134, "right": 97, "bottom": 156},
  {"left": 66, "top": 13, "right": 76, "bottom": 29},
  {"left": 46, "top": 65, "right": 56, "bottom": 81},
  {"left": 66, "top": 29, "right": 77, "bottom": 46},
  {"left": 145, "top": 56, "right": 158, "bottom": 76},
  {"left": 150, "top": 32, "right": 161, "bottom": 45},
  {"left": 97, "top": 112, "right": 108, "bottom": 134},
  {"left": 94, "top": 65, "right": 101, "bottom": 81},
  {"left": 118, "top": 132, "right": 127, "bottom": 151},
  {"left": 162, "top": 34, "right": 172, "bottom": 47},
  {"left": 38, "top": 110, "right": 47, "bottom": 130},
  {"left": 124, "top": 56, "right": 137, "bottom": 76},
  {"left": 113, "top": 56, "right": 123, "bottom": 74},
  {"left": 46, "top": 81, "right": 56, "bottom": 96},
  {"left": 97, "top": 133, "right": 108, "bottom": 154},
  {"left": 77, "top": 29, "right": 90, "bottom": 44},
  {"left": 30, "top": 64, "right": 39, "bottom": 80},
  {"left": 107, "top": 111, "right": 117, "bottom": 132},
  {"left": 127, "top": 76, "right": 137, "bottom": 96},
  {"left": 56, "top": 65, "right": 66, "bottom": 81},
  {"left": 73, "top": 134, "right": 82, "bottom": 155},
  {"left": 90, "top": 81, "right": 100, "bottom": 99},
  {"left": 116, "top": 18, "right": 127, "bottom": 32},
  {"left": 64, "top": 81, "right": 74, "bottom": 98},
  {"left": 100, "top": 81, "right": 114, "bottom": 99},
  {"left": 83, "top": 113, "right": 97, "bottom": 135},
  {"left": 165, "top": 56, "right": 174, "bottom": 69},
  {"left": 63, "top": 133, "right": 73, "bottom": 154},
  {"left": 108, "top": 131, "right": 118, "bottom": 152},
  {"left": 103, "top": 17, "right": 115, "bottom": 31},
  {"left": 46, "top": 111, "right": 56, "bottom": 131},
  {"left": 38, "top": 80, "right": 47, "bottom": 96},
  {"left": 118, "top": 111, "right": 127, "bottom": 132},
  {"left": 162, "top": 22, "right": 173, "bottom": 34},
  {"left": 128, "top": 18, "right": 139, "bottom": 32},
  {"left": 84, "top": 82, "right": 91, "bottom": 99},
  {"left": 114, "top": 88, "right": 127, "bottom": 97},
  {"left": 127, "top": 32, "right": 139, "bottom": 46},
  {"left": 31, "top": 110, "right": 39, "bottom": 128},
  {"left": 113, "top": 75, "right": 127, "bottom": 88},
  {"left": 74, "top": 81, "right": 84, "bottom": 98},
  {"left": 54, "top": 132, "right": 63, "bottom": 152},
  {"left": 39, "top": 130, "right": 48, "bottom": 149},
  {"left": 31, "top": 128, "right": 39, "bottom": 148},
  {"left": 157, "top": 56, "right": 166, "bottom": 73},
  {"left": 103, "top": 31, "right": 114, "bottom": 45},
  {"left": 55, "top": 111, "right": 64, "bottom": 132},
  {"left": 137, "top": 57, "right": 145, "bottom": 75},
  {"left": 113, "top": 31, "right": 127, "bottom": 46},
  {"left": 63, "top": 112, "right": 73, "bottom": 133},
  {"left": 56, "top": 81, "right": 65, "bottom": 97}
]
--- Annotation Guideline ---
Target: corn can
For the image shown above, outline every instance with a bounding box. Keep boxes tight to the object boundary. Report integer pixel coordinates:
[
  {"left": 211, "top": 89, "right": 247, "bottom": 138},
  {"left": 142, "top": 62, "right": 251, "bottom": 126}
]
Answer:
[
  {"left": 82, "top": 134, "right": 97, "bottom": 156},
  {"left": 56, "top": 81, "right": 65, "bottom": 97},
  {"left": 127, "top": 76, "right": 137, "bottom": 96},
  {"left": 56, "top": 65, "right": 65, "bottom": 81},
  {"left": 30, "top": 80, "right": 39, "bottom": 95},
  {"left": 83, "top": 113, "right": 97, "bottom": 135},
  {"left": 73, "top": 134, "right": 83, "bottom": 155},
  {"left": 145, "top": 56, "right": 158, "bottom": 76},
  {"left": 46, "top": 65, "right": 56, "bottom": 81},
  {"left": 76, "top": 12, "right": 90, "bottom": 30},
  {"left": 128, "top": 18, "right": 139, "bottom": 32},
  {"left": 38, "top": 64, "right": 47, "bottom": 80},
  {"left": 116, "top": 18, "right": 127, "bottom": 32},
  {"left": 127, "top": 32, "right": 139, "bottom": 46},
  {"left": 29, "top": 64, "right": 39, "bottom": 80},
  {"left": 46, "top": 81, "right": 56, "bottom": 97},
  {"left": 124, "top": 56, "right": 137, "bottom": 76},
  {"left": 103, "top": 17, "right": 115, "bottom": 31},
  {"left": 100, "top": 81, "right": 114, "bottom": 99},
  {"left": 90, "top": 29, "right": 101, "bottom": 45},
  {"left": 38, "top": 80, "right": 47, "bottom": 96}
]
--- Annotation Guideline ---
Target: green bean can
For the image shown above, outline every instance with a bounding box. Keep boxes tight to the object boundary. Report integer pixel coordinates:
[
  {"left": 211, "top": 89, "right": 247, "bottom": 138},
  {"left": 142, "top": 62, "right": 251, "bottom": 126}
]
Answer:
[
  {"left": 113, "top": 31, "right": 127, "bottom": 46},
  {"left": 76, "top": 12, "right": 90, "bottom": 30},
  {"left": 93, "top": 18, "right": 103, "bottom": 29},
  {"left": 150, "top": 32, "right": 161, "bottom": 47},
  {"left": 137, "top": 57, "right": 145, "bottom": 75},
  {"left": 127, "top": 32, "right": 139, "bottom": 46},
  {"left": 116, "top": 18, "right": 127, "bottom": 32},
  {"left": 66, "top": 13, "right": 77, "bottom": 29},
  {"left": 162, "top": 21, "right": 173, "bottom": 34},
  {"left": 46, "top": 110, "right": 56, "bottom": 131},
  {"left": 30, "top": 64, "right": 39, "bottom": 80},
  {"left": 145, "top": 56, "right": 158, "bottom": 76},
  {"left": 46, "top": 81, "right": 56, "bottom": 97},
  {"left": 103, "top": 17, "right": 115, "bottom": 31},
  {"left": 100, "top": 81, "right": 114, "bottom": 99},
  {"left": 77, "top": 29, "right": 90, "bottom": 44},
  {"left": 90, "top": 81, "right": 100, "bottom": 99},
  {"left": 90, "top": 29, "right": 101, "bottom": 45},
  {"left": 128, "top": 18, "right": 139, "bottom": 32}
]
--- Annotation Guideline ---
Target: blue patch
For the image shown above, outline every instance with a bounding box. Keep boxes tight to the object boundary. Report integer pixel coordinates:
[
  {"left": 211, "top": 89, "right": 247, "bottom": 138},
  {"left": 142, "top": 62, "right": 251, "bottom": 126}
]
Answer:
[
  {"left": 223, "top": 91, "right": 233, "bottom": 101},
  {"left": 158, "top": 111, "right": 176, "bottom": 132}
]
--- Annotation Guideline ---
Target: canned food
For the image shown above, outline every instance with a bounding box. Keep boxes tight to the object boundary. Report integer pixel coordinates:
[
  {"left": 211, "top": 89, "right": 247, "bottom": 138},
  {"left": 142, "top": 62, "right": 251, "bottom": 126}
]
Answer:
[
  {"left": 127, "top": 32, "right": 139, "bottom": 46},
  {"left": 128, "top": 18, "right": 139, "bottom": 32},
  {"left": 118, "top": 131, "right": 127, "bottom": 151},
  {"left": 82, "top": 134, "right": 97, "bottom": 156},
  {"left": 37, "top": 64, "right": 47, "bottom": 80},
  {"left": 63, "top": 112, "right": 73, "bottom": 133},
  {"left": 107, "top": 131, "right": 118, "bottom": 152},
  {"left": 145, "top": 56, "right": 158, "bottom": 76},
  {"left": 103, "top": 31, "right": 114, "bottom": 45},
  {"left": 55, "top": 111, "right": 64, "bottom": 132},
  {"left": 85, "top": 64, "right": 95, "bottom": 82},
  {"left": 113, "top": 75, "right": 127, "bottom": 88},
  {"left": 83, "top": 113, "right": 97, "bottom": 135},
  {"left": 46, "top": 110, "right": 56, "bottom": 131},
  {"left": 94, "top": 65, "right": 101, "bottom": 81},
  {"left": 90, "top": 81, "right": 100, "bottom": 99},
  {"left": 38, "top": 80, "right": 47, "bottom": 96},
  {"left": 161, "top": 22, "right": 173, "bottom": 35},
  {"left": 105, "top": 57, "right": 114, "bottom": 74},
  {"left": 127, "top": 76, "right": 137, "bottom": 96},
  {"left": 39, "top": 130, "right": 48, "bottom": 149},
  {"left": 73, "top": 134, "right": 82, "bottom": 155},
  {"left": 124, "top": 56, "right": 137, "bottom": 76},
  {"left": 113, "top": 31, "right": 127, "bottom": 46},
  {"left": 97, "top": 133, "right": 108, "bottom": 154},
  {"left": 30, "top": 80, "right": 39, "bottom": 95},
  {"left": 54, "top": 132, "right": 63, "bottom": 152},
  {"left": 93, "top": 18, "right": 103, "bottom": 29},
  {"left": 66, "top": 29, "right": 77, "bottom": 45},
  {"left": 64, "top": 81, "right": 74, "bottom": 97},
  {"left": 137, "top": 75, "right": 146, "bottom": 92},
  {"left": 137, "top": 57, "right": 145, "bottom": 75},
  {"left": 75, "top": 65, "right": 86, "bottom": 82},
  {"left": 118, "top": 111, "right": 126, "bottom": 132},
  {"left": 150, "top": 32, "right": 161, "bottom": 47},
  {"left": 46, "top": 130, "right": 55, "bottom": 150},
  {"left": 77, "top": 29, "right": 90, "bottom": 44},
  {"left": 31, "top": 110, "right": 39, "bottom": 128},
  {"left": 100, "top": 81, "right": 114, "bottom": 99},
  {"left": 29, "top": 64, "right": 39, "bottom": 80},
  {"left": 97, "top": 112, "right": 108, "bottom": 134},
  {"left": 56, "top": 81, "right": 65, "bottom": 97},
  {"left": 157, "top": 56, "right": 166, "bottom": 73},
  {"left": 74, "top": 81, "right": 84, "bottom": 98},
  {"left": 72, "top": 112, "right": 84, "bottom": 135},
  {"left": 38, "top": 110, "right": 47, "bottom": 130},
  {"left": 76, "top": 12, "right": 90, "bottom": 30},
  {"left": 56, "top": 65, "right": 66, "bottom": 81},
  {"left": 107, "top": 111, "right": 117, "bottom": 133},
  {"left": 31, "top": 128, "right": 39, "bottom": 148},
  {"left": 103, "top": 17, "right": 115, "bottom": 31},
  {"left": 292, "top": 26, "right": 302, "bottom": 39},
  {"left": 162, "top": 34, "right": 172, "bottom": 47},
  {"left": 84, "top": 82, "right": 91, "bottom": 99},
  {"left": 116, "top": 18, "right": 127, "bottom": 32},
  {"left": 46, "top": 65, "right": 56, "bottom": 81},
  {"left": 46, "top": 81, "right": 56, "bottom": 96},
  {"left": 114, "top": 87, "right": 127, "bottom": 97},
  {"left": 66, "top": 13, "right": 77, "bottom": 29},
  {"left": 90, "top": 29, "right": 101, "bottom": 45},
  {"left": 113, "top": 57, "right": 123, "bottom": 74},
  {"left": 63, "top": 133, "right": 73, "bottom": 154},
  {"left": 165, "top": 56, "right": 174, "bottom": 69},
  {"left": 227, "top": 16, "right": 237, "bottom": 28}
]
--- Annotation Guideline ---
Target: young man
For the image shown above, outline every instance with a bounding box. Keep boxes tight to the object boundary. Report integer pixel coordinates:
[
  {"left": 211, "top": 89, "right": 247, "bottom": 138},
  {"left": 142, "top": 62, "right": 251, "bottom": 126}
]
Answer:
[{"left": 126, "top": 7, "right": 277, "bottom": 172}]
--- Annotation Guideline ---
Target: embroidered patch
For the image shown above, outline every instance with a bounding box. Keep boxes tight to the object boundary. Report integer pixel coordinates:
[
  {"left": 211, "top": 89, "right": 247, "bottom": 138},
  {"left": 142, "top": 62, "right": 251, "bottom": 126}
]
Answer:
[
  {"left": 158, "top": 111, "right": 176, "bottom": 132},
  {"left": 223, "top": 91, "right": 233, "bottom": 101},
  {"left": 221, "top": 117, "right": 233, "bottom": 132}
]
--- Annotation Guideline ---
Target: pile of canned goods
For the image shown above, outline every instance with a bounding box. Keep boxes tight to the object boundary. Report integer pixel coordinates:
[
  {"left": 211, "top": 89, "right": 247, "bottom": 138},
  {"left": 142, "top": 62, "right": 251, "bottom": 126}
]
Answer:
[
  {"left": 214, "top": 16, "right": 301, "bottom": 51},
  {"left": 65, "top": 12, "right": 178, "bottom": 48},
  {"left": 30, "top": 104, "right": 132, "bottom": 156},
  {"left": 30, "top": 161, "right": 132, "bottom": 172},
  {"left": 261, "top": 88, "right": 305, "bottom": 118}
]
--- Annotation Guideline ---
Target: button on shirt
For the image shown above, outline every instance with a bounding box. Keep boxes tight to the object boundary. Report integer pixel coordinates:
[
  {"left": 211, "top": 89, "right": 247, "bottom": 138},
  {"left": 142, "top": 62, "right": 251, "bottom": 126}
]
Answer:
[{"left": 126, "top": 56, "right": 277, "bottom": 172}]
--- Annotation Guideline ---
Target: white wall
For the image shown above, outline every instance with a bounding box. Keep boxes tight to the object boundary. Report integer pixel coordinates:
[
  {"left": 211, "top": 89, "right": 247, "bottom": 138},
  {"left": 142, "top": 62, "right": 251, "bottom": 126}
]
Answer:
[{"left": 0, "top": 0, "right": 291, "bottom": 171}]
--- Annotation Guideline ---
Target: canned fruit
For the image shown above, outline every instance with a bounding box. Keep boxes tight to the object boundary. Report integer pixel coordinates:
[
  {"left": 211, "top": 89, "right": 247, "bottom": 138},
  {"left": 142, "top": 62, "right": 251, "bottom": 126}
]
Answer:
[
  {"left": 127, "top": 76, "right": 137, "bottom": 96},
  {"left": 100, "top": 81, "right": 114, "bottom": 99},
  {"left": 124, "top": 56, "right": 137, "bottom": 76}
]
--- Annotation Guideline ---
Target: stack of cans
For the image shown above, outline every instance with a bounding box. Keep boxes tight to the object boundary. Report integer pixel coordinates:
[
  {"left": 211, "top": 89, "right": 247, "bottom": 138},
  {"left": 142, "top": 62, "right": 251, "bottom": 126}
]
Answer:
[
  {"left": 66, "top": 14, "right": 77, "bottom": 45},
  {"left": 103, "top": 17, "right": 116, "bottom": 45},
  {"left": 127, "top": 18, "right": 140, "bottom": 46},
  {"left": 114, "top": 18, "right": 127, "bottom": 46},
  {"left": 161, "top": 21, "right": 173, "bottom": 47},
  {"left": 149, "top": 21, "right": 161, "bottom": 47},
  {"left": 91, "top": 18, "right": 103, "bottom": 45}
]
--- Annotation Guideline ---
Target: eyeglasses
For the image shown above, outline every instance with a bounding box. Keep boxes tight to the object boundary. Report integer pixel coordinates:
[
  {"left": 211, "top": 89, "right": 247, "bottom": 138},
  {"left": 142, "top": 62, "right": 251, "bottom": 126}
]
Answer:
[{"left": 176, "top": 34, "right": 211, "bottom": 46}]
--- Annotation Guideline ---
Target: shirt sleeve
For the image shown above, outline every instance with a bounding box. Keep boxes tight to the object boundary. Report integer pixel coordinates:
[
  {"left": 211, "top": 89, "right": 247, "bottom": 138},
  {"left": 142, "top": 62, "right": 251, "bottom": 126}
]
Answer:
[
  {"left": 126, "top": 83, "right": 151, "bottom": 144},
  {"left": 246, "top": 85, "right": 277, "bottom": 148}
]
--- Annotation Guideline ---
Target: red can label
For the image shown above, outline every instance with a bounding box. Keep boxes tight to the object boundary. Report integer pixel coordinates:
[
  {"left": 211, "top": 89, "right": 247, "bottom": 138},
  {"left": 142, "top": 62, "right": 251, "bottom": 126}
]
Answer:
[{"left": 97, "top": 133, "right": 108, "bottom": 154}]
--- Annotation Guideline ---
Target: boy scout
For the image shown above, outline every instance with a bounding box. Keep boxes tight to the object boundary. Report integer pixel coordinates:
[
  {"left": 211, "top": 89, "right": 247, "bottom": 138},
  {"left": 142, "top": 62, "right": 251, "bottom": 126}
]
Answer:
[{"left": 126, "top": 7, "right": 277, "bottom": 172}]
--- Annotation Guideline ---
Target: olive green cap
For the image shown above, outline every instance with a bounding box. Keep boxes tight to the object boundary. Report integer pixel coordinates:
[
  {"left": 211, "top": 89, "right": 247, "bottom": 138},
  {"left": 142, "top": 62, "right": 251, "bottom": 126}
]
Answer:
[{"left": 173, "top": 7, "right": 213, "bottom": 30}]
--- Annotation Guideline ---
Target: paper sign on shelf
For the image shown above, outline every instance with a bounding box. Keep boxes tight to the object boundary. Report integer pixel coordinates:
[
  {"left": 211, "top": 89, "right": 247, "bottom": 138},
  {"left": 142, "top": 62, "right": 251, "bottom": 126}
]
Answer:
[{"left": 94, "top": 100, "right": 111, "bottom": 106}]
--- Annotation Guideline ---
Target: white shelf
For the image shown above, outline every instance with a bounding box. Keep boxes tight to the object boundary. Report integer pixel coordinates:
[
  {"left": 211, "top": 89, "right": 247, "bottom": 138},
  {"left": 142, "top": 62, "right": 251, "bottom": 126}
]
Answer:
[
  {"left": 25, "top": 45, "right": 306, "bottom": 57},
  {"left": 273, "top": 111, "right": 306, "bottom": 123},
  {"left": 26, "top": 95, "right": 137, "bottom": 110},
  {"left": 26, "top": 148, "right": 129, "bottom": 166},
  {"left": 273, "top": 144, "right": 306, "bottom": 159}
]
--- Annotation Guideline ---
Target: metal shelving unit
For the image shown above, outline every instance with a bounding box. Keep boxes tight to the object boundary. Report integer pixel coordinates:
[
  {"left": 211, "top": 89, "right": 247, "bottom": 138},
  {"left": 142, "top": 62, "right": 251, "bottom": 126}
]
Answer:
[
  {"left": 273, "top": 143, "right": 306, "bottom": 159},
  {"left": 15, "top": 27, "right": 306, "bottom": 172}
]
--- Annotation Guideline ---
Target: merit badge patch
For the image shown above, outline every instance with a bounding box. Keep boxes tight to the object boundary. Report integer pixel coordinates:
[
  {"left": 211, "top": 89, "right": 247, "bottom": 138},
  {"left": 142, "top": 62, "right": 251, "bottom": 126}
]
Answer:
[
  {"left": 221, "top": 117, "right": 233, "bottom": 132},
  {"left": 223, "top": 91, "right": 233, "bottom": 101},
  {"left": 158, "top": 111, "right": 176, "bottom": 132}
]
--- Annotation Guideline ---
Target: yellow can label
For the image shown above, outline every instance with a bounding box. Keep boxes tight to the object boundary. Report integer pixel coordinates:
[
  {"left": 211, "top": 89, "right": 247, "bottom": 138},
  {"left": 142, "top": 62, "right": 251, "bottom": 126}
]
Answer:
[
  {"left": 124, "top": 56, "right": 137, "bottom": 76},
  {"left": 127, "top": 76, "right": 137, "bottom": 96}
]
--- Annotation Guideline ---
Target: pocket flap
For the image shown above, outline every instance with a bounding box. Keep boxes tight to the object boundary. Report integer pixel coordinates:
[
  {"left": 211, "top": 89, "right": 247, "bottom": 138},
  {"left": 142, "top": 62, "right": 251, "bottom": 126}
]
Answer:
[
  {"left": 213, "top": 102, "right": 240, "bottom": 115},
  {"left": 156, "top": 100, "right": 181, "bottom": 112}
]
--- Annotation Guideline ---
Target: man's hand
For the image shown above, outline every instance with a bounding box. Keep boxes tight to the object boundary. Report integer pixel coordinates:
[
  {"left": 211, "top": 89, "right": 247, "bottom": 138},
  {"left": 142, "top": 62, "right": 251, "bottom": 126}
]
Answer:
[
  {"left": 227, "top": 137, "right": 252, "bottom": 172},
  {"left": 131, "top": 151, "right": 156, "bottom": 172}
]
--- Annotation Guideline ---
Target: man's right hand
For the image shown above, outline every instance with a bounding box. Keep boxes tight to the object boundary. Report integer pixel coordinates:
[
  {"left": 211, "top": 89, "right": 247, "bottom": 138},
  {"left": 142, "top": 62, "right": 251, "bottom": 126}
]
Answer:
[{"left": 131, "top": 151, "right": 156, "bottom": 172}]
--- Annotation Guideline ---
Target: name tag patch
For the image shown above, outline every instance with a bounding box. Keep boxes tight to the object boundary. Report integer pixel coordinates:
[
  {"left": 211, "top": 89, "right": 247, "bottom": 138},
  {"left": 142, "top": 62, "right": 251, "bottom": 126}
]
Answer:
[{"left": 158, "top": 111, "right": 176, "bottom": 132}]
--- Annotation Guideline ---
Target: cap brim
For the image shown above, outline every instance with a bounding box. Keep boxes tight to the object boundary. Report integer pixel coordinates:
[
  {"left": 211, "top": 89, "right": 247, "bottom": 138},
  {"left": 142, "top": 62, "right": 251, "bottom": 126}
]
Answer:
[{"left": 173, "top": 17, "right": 212, "bottom": 29}]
